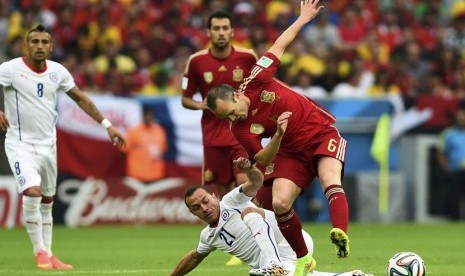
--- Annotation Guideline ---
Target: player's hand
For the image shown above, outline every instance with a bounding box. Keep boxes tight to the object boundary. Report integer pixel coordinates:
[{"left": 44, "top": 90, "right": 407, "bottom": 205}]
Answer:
[
  {"left": 0, "top": 111, "right": 9, "bottom": 131},
  {"left": 201, "top": 98, "right": 209, "bottom": 111},
  {"left": 300, "top": 0, "right": 324, "bottom": 23},
  {"left": 107, "top": 126, "right": 126, "bottom": 148},
  {"left": 233, "top": 157, "right": 252, "bottom": 171},
  {"left": 277, "top": 111, "right": 292, "bottom": 136}
]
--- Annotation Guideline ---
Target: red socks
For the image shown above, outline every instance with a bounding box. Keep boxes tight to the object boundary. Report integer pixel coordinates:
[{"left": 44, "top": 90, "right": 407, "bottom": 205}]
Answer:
[
  {"left": 275, "top": 209, "right": 308, "bottom": 258},
  {"left": 324, "top": 184, "right": 349, "bottom": 233}
]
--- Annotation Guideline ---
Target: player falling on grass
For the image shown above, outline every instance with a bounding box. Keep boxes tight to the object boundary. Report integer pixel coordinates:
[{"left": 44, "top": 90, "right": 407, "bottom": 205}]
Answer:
[
  {"left": 181, "top": 9, "right": 257, "bottom": 267},
  {"left": 0, "top": 25, "right": 126, "bottom": 270},
  {"left": 169, "top": 112, "right": 372, "bottom": 276},
  {"left": 206, "top": 1, "right": 350, "bottom": 275}
]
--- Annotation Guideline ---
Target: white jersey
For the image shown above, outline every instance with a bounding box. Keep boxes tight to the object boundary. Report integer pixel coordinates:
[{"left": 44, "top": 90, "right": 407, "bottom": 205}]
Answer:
[
  {"left": 196, "top": 186, "right": 310, "bottom": 269},
  {"left": 0, "top": 57, "right": 75, "bottom": 145}
]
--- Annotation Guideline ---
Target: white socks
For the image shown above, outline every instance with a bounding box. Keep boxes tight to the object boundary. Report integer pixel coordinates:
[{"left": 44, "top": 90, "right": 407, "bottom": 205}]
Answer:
[
  {"left": 243, "top": 212, "right": 281, "bottom": 263},
  {"left": 40, "top": 202, "right": 53, "bottom": 257},
  {"left": 22, "top": 196, "right": 46, "bottom": 255}
]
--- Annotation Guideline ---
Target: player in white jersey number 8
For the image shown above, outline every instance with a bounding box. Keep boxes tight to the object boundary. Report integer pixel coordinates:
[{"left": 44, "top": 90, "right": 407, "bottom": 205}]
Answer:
[{"left": 0, "top": 24, "right": 126, "bottom": 270}]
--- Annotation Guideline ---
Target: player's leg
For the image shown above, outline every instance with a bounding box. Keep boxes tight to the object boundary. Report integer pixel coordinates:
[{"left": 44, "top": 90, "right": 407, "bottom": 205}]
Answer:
[
  {"left": 317, "top": 156, "right": 349, "bottom": 258},
  {"left": 314, "top": 130, "right": 350, "bottom": 258},
  {"left": 271, "top": 178, "right": 314, "bottom": 276},
  {"left": 40, "top": 144, "right": 72, "bottom": 270},
  {"left": 5, "top": 140, "right": 52, "bottom": 270},
  {"left": 242, "top": 208, "right": 282, "bottom": 264}
]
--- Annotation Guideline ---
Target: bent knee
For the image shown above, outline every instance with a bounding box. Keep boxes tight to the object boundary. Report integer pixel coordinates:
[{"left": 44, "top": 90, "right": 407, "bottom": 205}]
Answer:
[{"left": 241, "top": 207, "right": 264, "bottom": 219}]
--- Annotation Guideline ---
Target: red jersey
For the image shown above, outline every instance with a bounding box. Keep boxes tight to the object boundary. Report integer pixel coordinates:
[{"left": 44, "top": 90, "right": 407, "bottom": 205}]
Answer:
[
  {"left": 232, "top": 52, "right": 337, "bottom": 158},
  {"left": 182, "top": 47, "right": 257, "bottom": 147}
]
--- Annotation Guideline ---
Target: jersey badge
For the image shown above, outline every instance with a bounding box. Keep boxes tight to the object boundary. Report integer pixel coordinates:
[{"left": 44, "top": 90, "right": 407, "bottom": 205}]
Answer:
[
  {"left": 221, "top": 210, "right": 230, "bottom": 221},
  {"left": 204, "top": 169, "right": 213, "bottom": 182},
  {"left": 218, "top": 65, "right": 227, "bottom": 72},
  {"left": 203, "top": 72, "right": 213, "bottom": 83},
  {"left": 260, "top": 90, "right": 275, "bottom": 103},
  {"left": 265, "top": 163, "right": 274, "bottom": 175},
  {"left": 232, "top": 68, "right": 243, "bottom": 82},
  {"left": 257, "top": 56, "right": 273, "bottom": 68},
  {"left": 18, "top": 176, "right": 26, "bottom": 186},
  {"left": 250, "top": 124, "right": 264, "bottom": 134},
  {"left": 49, "top": 72, "right": 58, "bottom": 83}
]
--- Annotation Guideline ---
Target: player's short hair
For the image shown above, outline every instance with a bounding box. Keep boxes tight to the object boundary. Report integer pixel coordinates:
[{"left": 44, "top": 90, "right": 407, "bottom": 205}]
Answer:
[
  {"left": 25, "top": 24, "right": 51, "bottom": 41},
  {"left": 207, "top": 10, "right": 233, "bottom": 29},
  {"left": 206, "top": 84, "right": 236, "bottom": 111},
  {"left": 184, "top": 185, "right": 213, "bottom": 207}
]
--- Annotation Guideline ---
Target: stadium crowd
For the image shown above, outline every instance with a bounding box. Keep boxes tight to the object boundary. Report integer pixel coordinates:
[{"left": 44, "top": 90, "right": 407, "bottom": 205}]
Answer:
[{"left": 1, "top": 0, "right": 465, "bottom": 120}]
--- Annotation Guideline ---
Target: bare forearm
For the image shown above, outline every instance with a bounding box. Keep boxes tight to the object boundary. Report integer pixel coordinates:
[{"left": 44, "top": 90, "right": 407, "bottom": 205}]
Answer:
[
  {"left": 67, "top": 88, "right": 104, "bottom": 123},
  {"left": 170, "top": 250, "right": 205, "bottom": 276},
  {"left": 254, "top": 132, "right": 283, "bottom": 167},
  {"left": 268, "top": 17, "right": 308, "bottom": 59},
  {"left": 181, "top": 95, "right": 205, "bottom": 110}
]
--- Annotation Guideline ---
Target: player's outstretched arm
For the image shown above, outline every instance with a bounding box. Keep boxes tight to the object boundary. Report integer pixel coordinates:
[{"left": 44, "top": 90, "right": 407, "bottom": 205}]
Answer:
[
  {"left": 169, "top": 249, "right": 208, "bottom": 276},
  {"left": 268, "top": 0, "right": 324, "bottom": 60},
  {"left": 66, "top": 86, "right": 126, "bottom": 147},
  {"left": 254, "top": 111, "right": 291, "bottom": 166},
  {"left": 234, "top": 157, "right": 264, "bottom": 197}
]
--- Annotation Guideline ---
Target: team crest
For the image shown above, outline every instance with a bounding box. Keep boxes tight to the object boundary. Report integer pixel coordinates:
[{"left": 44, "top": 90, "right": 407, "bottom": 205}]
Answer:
[
  {"left": 49, "top": 72, "right": 58, "bottom": 83},
  {"left": 232, "top": 68, "right": 243, "bottom": 82},
  {"left": 18, "top": 176, "right": 26, "bottom": 186},
  {"left": 221, "top": 210, "right": 230, "bottom": 221},
  {"left": 204, "top": 169, "right": 213, "bottom": 182},
  {"left": 250, "top": 124, "right": 264, "bottom": 134},
  {"left": 203, "top": 72, "right": 213, "bottom": 83},
  {"left": 265, "top": 163, "right": 274, "bottom": 175},
  {"left": 260, "top": 91, "right": 275, "bottom": 103}
]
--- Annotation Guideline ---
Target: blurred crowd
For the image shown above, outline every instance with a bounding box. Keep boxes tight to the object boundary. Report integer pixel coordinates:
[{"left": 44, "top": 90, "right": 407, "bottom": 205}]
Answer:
[{"left": 2, "top": 0, "right": 465, "bottom": 102}]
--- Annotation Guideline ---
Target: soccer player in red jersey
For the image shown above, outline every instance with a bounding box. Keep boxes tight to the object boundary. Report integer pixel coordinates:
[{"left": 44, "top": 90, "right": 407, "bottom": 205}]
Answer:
[
  {"left": 181, "top": 10, "right": 257, "bottom": 267},
  {"left": 181, "top": 10, "right": 257, "bottom": 199},
  {"left": 206, "top": 1, "right": 349, "bottom": 275}
]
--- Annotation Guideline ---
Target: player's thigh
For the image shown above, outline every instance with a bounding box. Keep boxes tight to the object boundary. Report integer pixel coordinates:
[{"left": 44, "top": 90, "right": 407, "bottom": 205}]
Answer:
[
  {"left": 266, "top": 154, "right": 315, "bottom": 192},
  {"left": 203, "top": 146, "right": 235, "bottom": 185},
  {"left": 4, "top": 139, "right": 41, "bottom": 193},
  {"left": 38, "top": 143, "right": 58, "bottom": 197}
]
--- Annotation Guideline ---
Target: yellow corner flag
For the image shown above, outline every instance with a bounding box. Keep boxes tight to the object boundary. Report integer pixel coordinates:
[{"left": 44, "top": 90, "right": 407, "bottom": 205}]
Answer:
[{"left": 370, "top": 113, "right": 391, "bottom": 214}]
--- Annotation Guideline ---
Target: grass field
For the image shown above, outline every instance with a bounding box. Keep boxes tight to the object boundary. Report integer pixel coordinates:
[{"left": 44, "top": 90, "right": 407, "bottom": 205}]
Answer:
[{"left": 0, "top": 222, "right": 464, "bottom": 276}]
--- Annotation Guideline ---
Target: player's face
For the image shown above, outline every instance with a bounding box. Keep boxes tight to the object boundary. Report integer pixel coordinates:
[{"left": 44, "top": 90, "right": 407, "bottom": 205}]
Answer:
[
  {"left": 208, "top": 18, "right": 233, "bottom": 50},
  {"left": 186, "top": 188, "right": 220, "bottom": 224},
  {"left": 25, "top": 32, "right": 53, "bottom": 62},
  {"left": 212, "top": 93, "right": 249, "bottom": 122}
]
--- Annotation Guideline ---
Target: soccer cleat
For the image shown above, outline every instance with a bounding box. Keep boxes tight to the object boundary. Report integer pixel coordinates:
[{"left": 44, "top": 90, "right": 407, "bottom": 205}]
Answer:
[
  {"left": 50, "top": 255, "right": 73, "bottom": 270},
  {"left": 35, "top": 250, "right": 52, "bottom": 270},
  {"left": 294, "top": 253, "right": 316, "bottom": 276},
  {"left": 330, "top": 228, "right": 350, "bottom": 258},
  {"left": 249, "top": 260, "right": 288, "bottom": 276},
  {"left": 225, "top": 255, "right": 245, "bottom": 266}
]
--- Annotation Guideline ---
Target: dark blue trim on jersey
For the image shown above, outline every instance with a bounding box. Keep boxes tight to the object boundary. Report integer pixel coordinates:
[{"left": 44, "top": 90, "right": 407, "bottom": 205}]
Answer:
[
  {"left": 265, "top": 220, "right": 281, "bottom": 262},
  {"left": 13, "top": 86, "right": 21, "bottom": 140}
]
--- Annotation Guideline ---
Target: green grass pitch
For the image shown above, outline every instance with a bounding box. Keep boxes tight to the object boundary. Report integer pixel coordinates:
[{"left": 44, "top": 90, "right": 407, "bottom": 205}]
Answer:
[{"left": 0, "top": 222, "right": 464, "bottom": 275}]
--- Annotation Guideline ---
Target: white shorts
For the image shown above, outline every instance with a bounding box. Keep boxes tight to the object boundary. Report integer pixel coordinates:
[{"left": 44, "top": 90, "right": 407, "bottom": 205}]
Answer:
[{"left": 5, "top": 138, "right": 57, "bottom": 196}]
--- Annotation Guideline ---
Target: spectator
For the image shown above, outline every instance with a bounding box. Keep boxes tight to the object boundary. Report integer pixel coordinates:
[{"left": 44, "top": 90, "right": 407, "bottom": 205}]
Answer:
[
  {"left": 436, "top": 105, "right": 465, "bottom": 220},
  {"left": 124, "top": 108, "right": 168, "bottom": 183}
]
